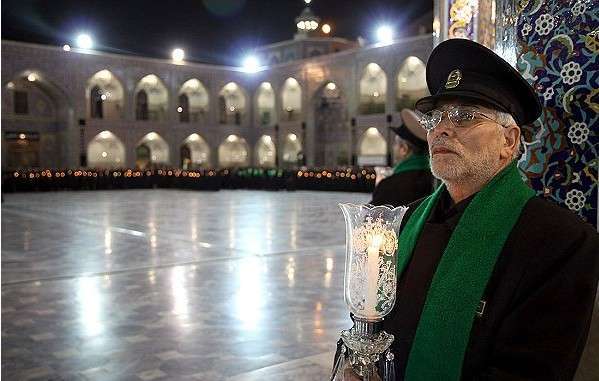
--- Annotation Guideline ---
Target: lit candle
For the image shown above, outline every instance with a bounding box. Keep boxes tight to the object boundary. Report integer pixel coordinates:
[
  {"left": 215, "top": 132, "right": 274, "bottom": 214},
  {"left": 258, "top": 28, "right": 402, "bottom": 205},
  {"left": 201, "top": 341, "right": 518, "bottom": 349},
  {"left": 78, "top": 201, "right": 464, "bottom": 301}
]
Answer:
[{"left": 365, "top": 234, "right": 383, "bottom": 318}]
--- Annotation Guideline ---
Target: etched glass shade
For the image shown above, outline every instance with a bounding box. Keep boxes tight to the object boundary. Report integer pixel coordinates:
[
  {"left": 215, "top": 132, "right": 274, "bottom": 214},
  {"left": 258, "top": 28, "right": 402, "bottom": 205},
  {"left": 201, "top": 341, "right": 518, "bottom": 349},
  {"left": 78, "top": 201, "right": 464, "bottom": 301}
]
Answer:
[{"left": 339, "top": 203, "right": 409, "bottom": 321}]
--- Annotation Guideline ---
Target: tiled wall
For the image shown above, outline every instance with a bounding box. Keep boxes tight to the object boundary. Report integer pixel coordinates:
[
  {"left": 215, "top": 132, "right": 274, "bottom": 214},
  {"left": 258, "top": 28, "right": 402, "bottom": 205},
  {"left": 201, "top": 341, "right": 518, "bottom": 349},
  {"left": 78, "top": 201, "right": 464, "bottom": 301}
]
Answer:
[{"left": 517, "top": 0, "right": 597, "bottom": 228}]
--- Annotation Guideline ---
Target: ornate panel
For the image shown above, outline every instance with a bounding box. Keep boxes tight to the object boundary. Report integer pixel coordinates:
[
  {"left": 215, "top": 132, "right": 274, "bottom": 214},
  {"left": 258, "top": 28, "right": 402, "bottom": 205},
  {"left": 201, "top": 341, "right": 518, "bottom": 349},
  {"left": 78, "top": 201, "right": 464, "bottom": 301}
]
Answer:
[{"left": 517, "top": 0, "right": 597, "bottom": 227}]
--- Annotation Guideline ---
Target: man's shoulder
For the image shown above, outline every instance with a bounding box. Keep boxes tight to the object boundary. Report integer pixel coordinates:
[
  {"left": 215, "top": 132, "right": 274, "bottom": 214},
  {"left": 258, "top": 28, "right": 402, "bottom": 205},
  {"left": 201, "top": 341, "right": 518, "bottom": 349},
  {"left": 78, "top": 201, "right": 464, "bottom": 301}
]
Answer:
[
  {"left": 510, "top": 196, "right": 599, "bottom": 263},
  {"left": 520, "top": 196, "right": 597, "bottom": 237},
  {"left": 500, "top": 197, "right": 599, "bottom": 304},
  {"left": 371, "top": 171, "right": 434, "bottom": 208},
  {"left": 376, "top": 173, "right": 403, "bottom": 187},
  {"left": 378, "top": 170, "right": 431, "bottom": 186}
]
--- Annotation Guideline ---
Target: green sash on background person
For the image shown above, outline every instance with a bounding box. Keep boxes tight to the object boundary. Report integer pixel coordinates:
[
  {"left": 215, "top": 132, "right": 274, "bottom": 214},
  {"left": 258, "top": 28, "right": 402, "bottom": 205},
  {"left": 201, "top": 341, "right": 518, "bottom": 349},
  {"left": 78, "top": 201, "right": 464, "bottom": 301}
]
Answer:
[
  {"left": 392, "top": 153, "right": 430, "bottom": 175},
  {"left": 396, "top": 162, "right": 534, "bottom": 380}
]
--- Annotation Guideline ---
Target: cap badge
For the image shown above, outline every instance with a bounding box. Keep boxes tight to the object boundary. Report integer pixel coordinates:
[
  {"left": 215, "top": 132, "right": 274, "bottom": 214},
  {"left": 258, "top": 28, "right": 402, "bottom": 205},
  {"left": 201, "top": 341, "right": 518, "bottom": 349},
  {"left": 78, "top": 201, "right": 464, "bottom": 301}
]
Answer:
[{"left": 445, "top": 69, "right": 462, "bottom": 89}]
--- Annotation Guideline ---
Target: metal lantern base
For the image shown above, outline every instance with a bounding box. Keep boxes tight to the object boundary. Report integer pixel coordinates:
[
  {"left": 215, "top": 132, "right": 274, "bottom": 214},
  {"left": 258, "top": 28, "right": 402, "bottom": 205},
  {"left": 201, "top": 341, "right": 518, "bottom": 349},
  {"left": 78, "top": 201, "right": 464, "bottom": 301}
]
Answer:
[{"left": 331, "top": 319, "right": 396, "bottom": 381}]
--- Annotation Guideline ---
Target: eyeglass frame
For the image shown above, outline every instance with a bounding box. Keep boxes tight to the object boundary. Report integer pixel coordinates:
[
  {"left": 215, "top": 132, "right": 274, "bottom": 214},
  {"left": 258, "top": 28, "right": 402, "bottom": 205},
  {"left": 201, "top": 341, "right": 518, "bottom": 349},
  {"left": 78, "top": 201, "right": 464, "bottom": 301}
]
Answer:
[{"left": 418, "top": 105, "right": 502, "bottom": 132}]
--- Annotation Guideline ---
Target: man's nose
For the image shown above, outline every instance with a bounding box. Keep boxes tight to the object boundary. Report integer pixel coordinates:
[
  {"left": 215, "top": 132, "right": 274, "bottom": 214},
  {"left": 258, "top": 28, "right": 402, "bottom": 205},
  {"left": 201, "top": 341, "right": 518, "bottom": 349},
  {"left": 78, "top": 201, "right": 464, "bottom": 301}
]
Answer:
[{"left": 428, "top": 116, "right": 454, "bottom": 139}]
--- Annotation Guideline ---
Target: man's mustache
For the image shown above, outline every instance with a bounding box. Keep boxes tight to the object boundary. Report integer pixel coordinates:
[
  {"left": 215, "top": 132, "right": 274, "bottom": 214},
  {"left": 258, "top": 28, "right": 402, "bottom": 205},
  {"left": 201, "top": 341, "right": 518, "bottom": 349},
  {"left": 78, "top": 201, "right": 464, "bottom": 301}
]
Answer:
[{"left": 429, "top": 137, "right": 462, "bottom": 155}]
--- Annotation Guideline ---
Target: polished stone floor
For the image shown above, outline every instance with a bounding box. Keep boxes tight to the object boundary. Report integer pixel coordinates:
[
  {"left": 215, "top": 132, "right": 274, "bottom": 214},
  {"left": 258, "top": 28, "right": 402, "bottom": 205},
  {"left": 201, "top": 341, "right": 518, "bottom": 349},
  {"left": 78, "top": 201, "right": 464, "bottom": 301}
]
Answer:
[{"left": 2, "top": 190, "right": 370, "bottom": 380}]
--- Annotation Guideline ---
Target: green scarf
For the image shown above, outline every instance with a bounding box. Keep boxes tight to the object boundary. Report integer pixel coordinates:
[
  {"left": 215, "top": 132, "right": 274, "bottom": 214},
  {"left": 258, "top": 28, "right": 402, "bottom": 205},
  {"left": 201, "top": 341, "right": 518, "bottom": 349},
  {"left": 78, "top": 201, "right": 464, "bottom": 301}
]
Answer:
[
  {"left": 397, "top": 162, "right": 534, "bottom": 380},
  {"left": 392, "top": 153, "right": 430, "bottom": 175}
]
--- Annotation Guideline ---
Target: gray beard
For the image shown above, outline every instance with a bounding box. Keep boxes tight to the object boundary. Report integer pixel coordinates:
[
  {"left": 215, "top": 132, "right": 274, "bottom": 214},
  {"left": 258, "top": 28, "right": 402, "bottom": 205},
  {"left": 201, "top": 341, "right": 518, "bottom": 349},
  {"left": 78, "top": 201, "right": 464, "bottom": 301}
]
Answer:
[{"left": 430, "top": 151, "right": 499, "bottom": 186}]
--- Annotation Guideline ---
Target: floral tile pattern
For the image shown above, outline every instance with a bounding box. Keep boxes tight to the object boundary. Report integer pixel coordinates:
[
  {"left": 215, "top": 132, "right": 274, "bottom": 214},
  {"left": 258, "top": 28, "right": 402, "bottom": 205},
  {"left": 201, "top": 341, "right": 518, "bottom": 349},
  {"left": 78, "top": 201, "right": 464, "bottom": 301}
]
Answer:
[{"left": 517, "top": 0, "right": 598, "bottom": 227}]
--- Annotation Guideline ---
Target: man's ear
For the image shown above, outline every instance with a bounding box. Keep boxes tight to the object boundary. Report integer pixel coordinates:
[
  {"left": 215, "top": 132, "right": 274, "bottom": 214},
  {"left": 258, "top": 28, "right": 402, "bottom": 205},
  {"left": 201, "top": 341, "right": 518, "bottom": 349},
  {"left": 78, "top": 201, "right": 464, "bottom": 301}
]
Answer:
[{"left": 501, "top": 125, "right": 520, "bottom": 160}]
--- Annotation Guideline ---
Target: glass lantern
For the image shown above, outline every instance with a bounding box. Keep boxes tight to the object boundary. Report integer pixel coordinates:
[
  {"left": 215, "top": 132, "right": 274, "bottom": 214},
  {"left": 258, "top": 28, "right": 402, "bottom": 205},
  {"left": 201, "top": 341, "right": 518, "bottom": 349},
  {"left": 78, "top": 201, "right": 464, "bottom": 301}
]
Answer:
[{"left": 332, "top": 203, "right": 409, "bottom": 381}]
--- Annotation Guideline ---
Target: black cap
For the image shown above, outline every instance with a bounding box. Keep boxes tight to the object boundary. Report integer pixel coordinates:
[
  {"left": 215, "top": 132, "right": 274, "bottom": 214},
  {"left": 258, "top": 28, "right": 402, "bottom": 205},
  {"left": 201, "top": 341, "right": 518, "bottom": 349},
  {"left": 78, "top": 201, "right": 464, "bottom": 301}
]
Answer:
[
  {"left": 390, "top": 109, "right": 428, "bottom": 150},
  {"left": 415, "top": 39, "right": 542, "bottom": 126}
]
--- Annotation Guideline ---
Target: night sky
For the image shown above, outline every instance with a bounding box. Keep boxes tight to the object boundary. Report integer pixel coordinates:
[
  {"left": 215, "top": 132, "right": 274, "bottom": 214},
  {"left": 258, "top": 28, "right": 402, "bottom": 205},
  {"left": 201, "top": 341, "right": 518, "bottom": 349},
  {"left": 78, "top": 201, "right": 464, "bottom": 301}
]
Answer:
[{"left": 2, "top": 0, "right": 432, "bottom": 66}]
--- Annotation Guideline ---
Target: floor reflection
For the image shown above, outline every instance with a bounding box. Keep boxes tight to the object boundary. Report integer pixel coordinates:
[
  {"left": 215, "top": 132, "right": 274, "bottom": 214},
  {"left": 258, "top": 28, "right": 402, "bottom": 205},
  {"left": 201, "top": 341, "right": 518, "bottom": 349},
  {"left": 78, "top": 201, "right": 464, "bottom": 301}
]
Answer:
[
  {"left": 1, "top": 190, "right": 368, "bottom": 380},
  {"left": 77, "top": 276, "right": 105, "bottom": 337},
  {"left": 236, "top": 257, "right": 265, "bottom": 331}
]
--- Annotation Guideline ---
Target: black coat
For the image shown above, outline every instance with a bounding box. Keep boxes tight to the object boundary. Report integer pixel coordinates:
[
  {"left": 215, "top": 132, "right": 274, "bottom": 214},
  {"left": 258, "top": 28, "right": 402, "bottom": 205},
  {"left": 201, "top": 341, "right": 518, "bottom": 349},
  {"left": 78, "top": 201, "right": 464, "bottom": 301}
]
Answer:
[
  {"left": 370, "top": 170, "right": 434, "bottom": 207},
  {"left": 335, "top": 191, "right": 599, "bottom": 380}
]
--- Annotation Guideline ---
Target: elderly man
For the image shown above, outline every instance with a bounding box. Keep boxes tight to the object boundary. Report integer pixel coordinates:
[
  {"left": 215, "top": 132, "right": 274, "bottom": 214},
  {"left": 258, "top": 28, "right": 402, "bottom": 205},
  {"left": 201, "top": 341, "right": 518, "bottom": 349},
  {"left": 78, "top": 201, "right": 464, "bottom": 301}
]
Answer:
[
  {"left": 338, "top": 39, "right": 599, "bottom": 381},
  {"left": 370, "top": 109, "right": 433, "bottom": 207}
]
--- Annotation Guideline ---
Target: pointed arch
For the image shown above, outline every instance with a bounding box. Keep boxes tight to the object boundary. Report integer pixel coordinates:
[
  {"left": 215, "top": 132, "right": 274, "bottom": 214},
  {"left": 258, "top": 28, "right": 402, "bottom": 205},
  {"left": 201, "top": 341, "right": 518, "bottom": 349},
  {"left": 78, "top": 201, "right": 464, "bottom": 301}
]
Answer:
[
  {"left": 359, "top": 63, "right": 387, "bottom": 114},
  {"left": 86, "top": 70, "right": 124, "bottom": 120},
  {"left": 218, "top": 135, "right": 249, "bottom": 167},
  {"left": 218, "top": 82, "right": 246, "bottom": 125},
  {"left": 134, "top": 74, "right": 168, "bottom": 121},
  {"left": 281, "top": 77, "right": 302, "bottom": 121},
  {"left": 179, "top": 78, "right": 209, "bottom": 123},
  {"left": 396, "top": 56, "right": 428, "bottom": 110},
  {"left": 312, "top": 80, "right": 348, "bottom": 166},
  {"left": 358, "top": 127, "right": 387, "bottom": 165},
  {"left": 136, "top": 132, "right": 170, "bottom": 168},
  {"left": 3, "top": 70, "right": 71, "bottom": 168},
  {"left": 181, "top": 133, "right": 210, "bottom": 169},
  {"left": 282, "top": 133, "right": 303, "bottom": 166},
  {"left": 87, "top": 131, "right": 125, "bottom": 168},
  {"left": 255, "top": 135, "right": 276, "bottom": 167},
  {"left": 255, "top": 82, "right": 276, "bottom": 126}
]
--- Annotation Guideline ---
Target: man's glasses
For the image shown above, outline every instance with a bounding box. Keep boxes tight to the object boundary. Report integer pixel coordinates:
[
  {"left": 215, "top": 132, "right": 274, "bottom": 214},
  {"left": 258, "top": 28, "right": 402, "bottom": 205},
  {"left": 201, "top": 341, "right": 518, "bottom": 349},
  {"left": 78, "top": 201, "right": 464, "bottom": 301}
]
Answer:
[{"left": 419, "top": 106, "right": 499, "bottom": 132}]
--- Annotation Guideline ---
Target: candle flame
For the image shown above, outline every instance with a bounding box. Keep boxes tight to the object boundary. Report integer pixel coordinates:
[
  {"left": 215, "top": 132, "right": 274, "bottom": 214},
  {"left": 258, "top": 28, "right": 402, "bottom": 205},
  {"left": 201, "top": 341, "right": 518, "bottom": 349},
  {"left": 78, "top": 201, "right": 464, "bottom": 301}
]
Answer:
[{"left": 370, "top": 234, "right": 383, "bottom": 250}]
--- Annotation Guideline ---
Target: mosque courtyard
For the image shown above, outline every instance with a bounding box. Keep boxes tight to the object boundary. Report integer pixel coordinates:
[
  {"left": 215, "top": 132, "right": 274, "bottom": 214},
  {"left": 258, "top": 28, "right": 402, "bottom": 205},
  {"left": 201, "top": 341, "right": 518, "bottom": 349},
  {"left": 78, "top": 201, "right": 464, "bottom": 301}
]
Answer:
[{"left": 1, "top": 189, "right": 370, "bottom": 380}]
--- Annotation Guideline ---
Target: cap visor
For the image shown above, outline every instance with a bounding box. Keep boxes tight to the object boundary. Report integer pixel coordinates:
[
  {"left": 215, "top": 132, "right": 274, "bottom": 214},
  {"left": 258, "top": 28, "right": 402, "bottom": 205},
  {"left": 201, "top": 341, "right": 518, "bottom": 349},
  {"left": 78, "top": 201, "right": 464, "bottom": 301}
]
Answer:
[{"left": 415, "top": 91, "right": 511, "bottom": 115}]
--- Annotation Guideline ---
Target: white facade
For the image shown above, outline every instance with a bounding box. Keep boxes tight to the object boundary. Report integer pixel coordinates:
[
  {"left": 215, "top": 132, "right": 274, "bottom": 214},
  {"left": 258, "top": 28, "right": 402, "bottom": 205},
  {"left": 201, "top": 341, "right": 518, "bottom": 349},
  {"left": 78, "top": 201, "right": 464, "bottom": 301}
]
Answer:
[{"left": 1, "top": 35, "right": 432, "bottom": 169}]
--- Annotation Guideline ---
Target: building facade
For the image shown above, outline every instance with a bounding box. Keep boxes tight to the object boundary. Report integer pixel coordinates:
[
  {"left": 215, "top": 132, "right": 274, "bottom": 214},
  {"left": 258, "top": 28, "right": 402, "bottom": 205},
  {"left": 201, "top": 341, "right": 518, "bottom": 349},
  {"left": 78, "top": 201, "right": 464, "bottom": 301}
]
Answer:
[{"left": 1, "top": 31, "right": 431, "bottom": 170}]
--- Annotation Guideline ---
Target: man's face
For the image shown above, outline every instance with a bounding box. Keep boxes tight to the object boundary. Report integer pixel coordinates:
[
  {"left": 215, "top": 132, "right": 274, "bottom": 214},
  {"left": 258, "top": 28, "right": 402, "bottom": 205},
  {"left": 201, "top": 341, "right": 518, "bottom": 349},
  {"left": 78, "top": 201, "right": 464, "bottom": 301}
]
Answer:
[
  {"left": 426, "top": 100, "right": 505, "bottom": 183},
  {"left": 393, "top": 136, "right": 410, "bottom": 162}
]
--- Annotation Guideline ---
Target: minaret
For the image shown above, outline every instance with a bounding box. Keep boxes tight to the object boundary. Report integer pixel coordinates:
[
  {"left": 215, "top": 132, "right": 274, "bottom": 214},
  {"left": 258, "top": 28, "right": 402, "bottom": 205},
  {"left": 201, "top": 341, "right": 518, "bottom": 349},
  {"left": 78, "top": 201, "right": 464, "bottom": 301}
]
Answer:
[{"left": 294, "top": 0, "right": 320, "bottom": 40}]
